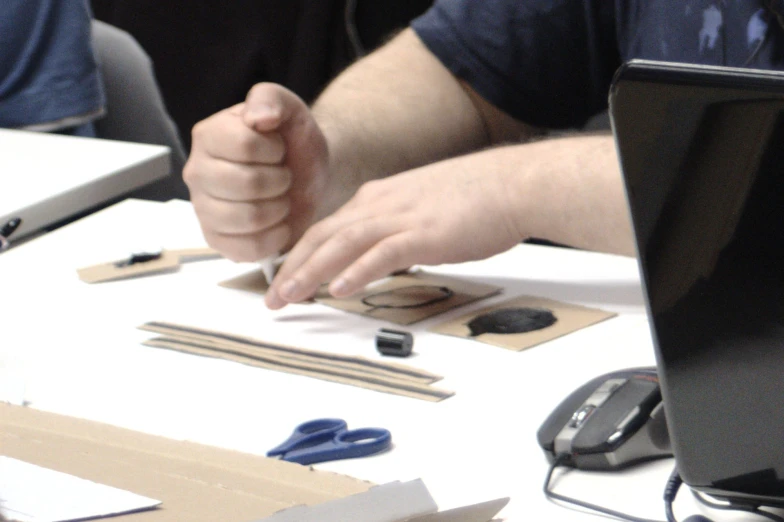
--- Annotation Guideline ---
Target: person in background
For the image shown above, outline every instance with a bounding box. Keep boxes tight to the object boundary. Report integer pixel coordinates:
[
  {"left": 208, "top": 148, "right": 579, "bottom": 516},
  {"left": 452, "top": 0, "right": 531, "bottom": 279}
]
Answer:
[
  {"left": 0, "top": 0, "right": 105, "bottom": 137},
  {"left": 183, "top": 0, "right": 778, "bottom": 309}
]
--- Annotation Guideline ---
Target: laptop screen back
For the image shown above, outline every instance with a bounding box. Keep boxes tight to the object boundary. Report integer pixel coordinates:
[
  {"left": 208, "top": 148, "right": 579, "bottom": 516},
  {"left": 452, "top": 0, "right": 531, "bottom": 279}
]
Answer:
[{"left": 611, "top": 60, "right": 784, "bottom": 503}]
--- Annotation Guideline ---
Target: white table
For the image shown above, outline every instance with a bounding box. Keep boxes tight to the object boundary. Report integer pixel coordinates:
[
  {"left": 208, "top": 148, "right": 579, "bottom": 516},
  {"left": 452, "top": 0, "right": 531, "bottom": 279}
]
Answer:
[
  {"left": 0, "top": 198, "right": 708, "bottom": 521},
  {"left": 0, "top": 129, "right": 169, "bottom": 241}
]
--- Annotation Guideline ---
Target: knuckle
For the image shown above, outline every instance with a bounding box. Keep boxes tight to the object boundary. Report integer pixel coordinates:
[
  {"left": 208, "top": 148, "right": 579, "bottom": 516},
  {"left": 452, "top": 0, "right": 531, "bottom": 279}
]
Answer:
[
  {"left": 234, "top": 130, "right": 260, "bottom": 159},
  {"left": 233, "top": 167, "right": 263, "bottom": 194},
  {"left": 221, "top": 239, "right": 267, "bottom": 263},
  {"left": 191, "top": 119, "right": 207, "bottom": 141},
  {"left": 354, "top": 181, "right": 379, "bottom": 200},
  {"left": 257, "top": 198, "right": 291, "bottom": 226},
  {"left": 263, "top": 167, "right": 292, "bottom": 197},
  {"left": 264, "top": 133, "right": 286, "bottom": 163},
  {"left": 371, "top": 239, "right": 404, "bottom": 267},
  {"left": 333, "top": 223, "right": 367, "bottom": 246},
  {"left": 182, "top": 160, "right": 197, "bottom": 186}
]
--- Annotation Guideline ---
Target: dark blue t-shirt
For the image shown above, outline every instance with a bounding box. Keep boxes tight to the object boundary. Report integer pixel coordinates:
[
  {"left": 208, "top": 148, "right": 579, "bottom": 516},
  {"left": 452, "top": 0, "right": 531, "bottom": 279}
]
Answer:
[
  {"left": 412, "top": 0, "right": 780, "bottom": 129},
  {"left": 0, "top": 0, "right": 105, "bottom": 132}
]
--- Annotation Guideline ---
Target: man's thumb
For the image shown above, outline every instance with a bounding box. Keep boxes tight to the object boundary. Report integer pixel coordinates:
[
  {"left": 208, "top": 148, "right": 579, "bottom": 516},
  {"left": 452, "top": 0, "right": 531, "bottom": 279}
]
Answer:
[{"left": 241, "top": 83, "right": 305, "bottom": 133}]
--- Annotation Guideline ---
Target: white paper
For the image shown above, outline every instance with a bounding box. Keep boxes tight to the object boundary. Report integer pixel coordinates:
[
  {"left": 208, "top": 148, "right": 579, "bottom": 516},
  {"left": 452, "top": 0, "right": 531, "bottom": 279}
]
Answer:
[
  {"left": 0, "top": 457, "right": 161, "bottom": 522},
  {"left": 259, "top": 256, "right": 278, "bottom": 287},
  {"left": 255, "top": 479, "right": 438, "bottom": 522},
  {"left": 406, "top": 498, "right": 510, "bottom": 522}
]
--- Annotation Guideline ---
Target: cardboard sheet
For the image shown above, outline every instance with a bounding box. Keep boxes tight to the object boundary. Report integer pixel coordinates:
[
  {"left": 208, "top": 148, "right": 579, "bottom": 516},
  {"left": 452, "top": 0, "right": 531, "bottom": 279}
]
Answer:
[
  {"left": 0, "top": 403, "right": 373, "bottom": 522},
  {"left": 430, "top": 295, "right": 616, "bottom": 351},
  {"left": 316, "top": 271, "right": 502, "bottom": 325}
]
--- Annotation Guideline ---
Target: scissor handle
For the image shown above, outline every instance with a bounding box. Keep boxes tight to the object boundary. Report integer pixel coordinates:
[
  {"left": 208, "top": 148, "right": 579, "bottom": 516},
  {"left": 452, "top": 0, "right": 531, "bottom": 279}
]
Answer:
[
  {"left": 282, "top": 427, "right": 392, "bottom": 466},
  {"left": 266, "top": 418, "right": 347, "bottom": 457}
]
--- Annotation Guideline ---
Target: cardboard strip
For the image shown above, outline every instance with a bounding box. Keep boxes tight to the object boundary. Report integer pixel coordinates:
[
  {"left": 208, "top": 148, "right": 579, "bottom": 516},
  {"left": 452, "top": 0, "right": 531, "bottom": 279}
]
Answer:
[
  {"left": 77, "top": 248, "right": 221, "bottom": 284},
  {"left": 147, "top": 334, "right": 431, "bottom": 386},
  {"left": 77, "top": 251, "right": 180, "bottom": 283},
  {"left": 168, "top": 247, "right": 222, "bottom": 262},
  {"left": 143, "top": 338, "right": 454, "bottom": 402},
  {"left": 146, "top": 334, "right": 438, "bottom": 389},
  {"left": 139, "top": 322, "right": 442, "bottom": 383}
]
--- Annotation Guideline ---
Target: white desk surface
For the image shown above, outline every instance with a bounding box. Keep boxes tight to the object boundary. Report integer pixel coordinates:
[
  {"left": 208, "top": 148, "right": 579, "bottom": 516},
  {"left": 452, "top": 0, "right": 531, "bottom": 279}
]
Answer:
[
  {"left": 0, "top": 129, "right": 169, "bottom": 240},
  {"left": 0, "top": 198, "right": 710, "bottom": 521}
]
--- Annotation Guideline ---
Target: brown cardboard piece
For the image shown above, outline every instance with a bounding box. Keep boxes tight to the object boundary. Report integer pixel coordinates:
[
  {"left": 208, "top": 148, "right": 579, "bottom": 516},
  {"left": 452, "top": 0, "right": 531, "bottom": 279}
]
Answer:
[
  {"left": 77, "top": 247, "right": 221, "bottom": 284},
  {"left": 0, "top": 403, "right": 373, "bottom": 521},
  {"left": 315, "top": 271, "right": 502, "bottom": 326},
  {"left": 429, "top": 295, "right": 616, "bottom": 351},
  {"left": 218, "top": 259, "right": 285, "bottom": 294},
  {"left": 219, "top": 266, "right": 274, "bottom": 293}
]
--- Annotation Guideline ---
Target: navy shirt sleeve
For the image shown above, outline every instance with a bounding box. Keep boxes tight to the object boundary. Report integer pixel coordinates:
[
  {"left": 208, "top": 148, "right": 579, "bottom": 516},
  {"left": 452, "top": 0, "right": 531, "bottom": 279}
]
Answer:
[
  {"left": 0, "top": 0, "right": 105, "bottom": 130},
  {"left": 411, "top": 0, "right": 621, "bottom": 129}
]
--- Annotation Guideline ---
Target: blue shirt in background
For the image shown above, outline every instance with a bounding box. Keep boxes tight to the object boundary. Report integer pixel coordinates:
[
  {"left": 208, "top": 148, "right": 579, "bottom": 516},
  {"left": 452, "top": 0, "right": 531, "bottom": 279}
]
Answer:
[
  {"left": 412, "top": 0, "right": 781, "bottom": 129},
  {"left": 0, "top": 0, "right": 105, "bottom": 135}
]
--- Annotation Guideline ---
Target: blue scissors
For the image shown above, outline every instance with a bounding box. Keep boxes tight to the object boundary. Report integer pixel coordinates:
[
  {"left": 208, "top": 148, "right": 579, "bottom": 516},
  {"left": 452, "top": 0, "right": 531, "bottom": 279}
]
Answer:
[{"left": 267, "top": 418, "right": 392, "bottom": 465}]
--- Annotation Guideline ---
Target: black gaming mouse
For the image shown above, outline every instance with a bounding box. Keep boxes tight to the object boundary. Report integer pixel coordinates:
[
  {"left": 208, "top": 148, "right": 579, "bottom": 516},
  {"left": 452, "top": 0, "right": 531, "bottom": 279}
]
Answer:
[{"left": 537, "top": 367, "right": 673, "bottom": 470}]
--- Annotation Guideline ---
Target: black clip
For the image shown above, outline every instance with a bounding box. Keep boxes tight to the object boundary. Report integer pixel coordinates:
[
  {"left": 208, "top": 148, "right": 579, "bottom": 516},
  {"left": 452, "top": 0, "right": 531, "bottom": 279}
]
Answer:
[{"left": 114, "top": 251, "right": 163, "bottom": 268}]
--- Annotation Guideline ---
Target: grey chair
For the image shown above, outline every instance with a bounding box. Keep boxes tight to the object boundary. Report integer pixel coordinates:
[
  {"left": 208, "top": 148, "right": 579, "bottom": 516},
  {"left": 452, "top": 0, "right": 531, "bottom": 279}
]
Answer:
[{"left": 91, "top": 20, "right": 189, "bottom": 201}]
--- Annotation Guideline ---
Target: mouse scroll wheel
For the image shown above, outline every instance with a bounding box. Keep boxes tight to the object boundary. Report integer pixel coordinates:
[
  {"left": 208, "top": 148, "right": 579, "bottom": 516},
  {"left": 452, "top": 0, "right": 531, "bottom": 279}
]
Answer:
[{"left": 568, "top": 404, "right": 597, "bottom": 429}]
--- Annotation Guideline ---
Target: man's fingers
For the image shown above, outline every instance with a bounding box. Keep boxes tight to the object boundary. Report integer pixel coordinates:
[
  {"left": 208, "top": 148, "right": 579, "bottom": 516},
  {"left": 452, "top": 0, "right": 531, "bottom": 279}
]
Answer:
[
  {"left": 201, "top": 224, "right": 291, "bottom": 263},
  {"left": 328, "top": 234, "right": 419, "bottom": 297},
  {"left": 265, "top": 217, "right": 401, "bottom": 308},
  {"left": 185, "top": 158, "right": 292, "bottom": 201},
  {"left": 191, "top": 195, "right": 291, "bottom": 236},
  {"left": 193, "top": 110, "right": 285, "bottom": 164}
]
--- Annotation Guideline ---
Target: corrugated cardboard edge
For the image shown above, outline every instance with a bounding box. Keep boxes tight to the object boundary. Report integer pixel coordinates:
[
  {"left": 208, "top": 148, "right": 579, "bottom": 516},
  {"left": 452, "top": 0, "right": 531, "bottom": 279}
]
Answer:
[{"left": 0, "top": 403, "right": 374, "bottom": 521}]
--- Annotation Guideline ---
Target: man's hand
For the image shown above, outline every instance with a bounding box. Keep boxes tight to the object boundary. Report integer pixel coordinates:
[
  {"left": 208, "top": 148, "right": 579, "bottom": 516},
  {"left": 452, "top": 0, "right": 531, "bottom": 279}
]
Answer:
[
  {"left": 184, "top": 83, "right": 329, "bottom": 262},
  {"left": 264, "top": 157, "right": 525, "bottom": 309}
]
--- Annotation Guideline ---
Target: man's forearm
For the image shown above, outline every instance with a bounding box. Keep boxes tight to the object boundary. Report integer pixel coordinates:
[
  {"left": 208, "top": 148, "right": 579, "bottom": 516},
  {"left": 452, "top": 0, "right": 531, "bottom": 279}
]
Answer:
[
  {"left": 504, "top": 134, "right": 634, "bottom": 255},
  {"left": 432, "top": 134, "right": 635, "bottom": 256},
  {"left": 310, "top": 29, "right": 491, "bottom": 216}
]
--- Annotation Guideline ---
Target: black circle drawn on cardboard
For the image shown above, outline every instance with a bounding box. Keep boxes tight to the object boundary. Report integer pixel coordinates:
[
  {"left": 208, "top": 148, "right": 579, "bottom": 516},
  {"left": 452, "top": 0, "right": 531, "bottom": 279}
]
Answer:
[
  {"left": 467, "top": 307, "right": 557, "bottom": 336},
  {"left": 361, "top": 285, "right": 454, "bottom": 310}
]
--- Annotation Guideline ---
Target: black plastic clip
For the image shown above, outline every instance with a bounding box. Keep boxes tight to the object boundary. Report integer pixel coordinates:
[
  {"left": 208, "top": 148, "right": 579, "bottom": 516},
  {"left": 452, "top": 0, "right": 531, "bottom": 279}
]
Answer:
[{"left": 114, "top": 251, "right": 163, "bottom": 268}]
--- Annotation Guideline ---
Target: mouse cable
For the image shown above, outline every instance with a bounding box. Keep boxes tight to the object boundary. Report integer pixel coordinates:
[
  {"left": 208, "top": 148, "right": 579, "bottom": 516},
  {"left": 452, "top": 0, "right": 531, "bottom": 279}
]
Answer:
[
  {"left": 544, "top": 454, "right": 670, "bottom": 522},
  {"left": 690, "top": 488, "right": 784, "bottom": 522}
]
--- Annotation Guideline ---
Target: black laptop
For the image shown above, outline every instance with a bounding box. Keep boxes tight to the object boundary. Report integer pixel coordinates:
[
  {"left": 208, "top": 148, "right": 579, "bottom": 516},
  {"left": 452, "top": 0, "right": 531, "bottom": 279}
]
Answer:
[{"left": 610, "top": 59, "right": 784, "bottom": 505}]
